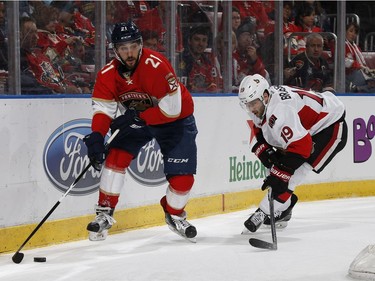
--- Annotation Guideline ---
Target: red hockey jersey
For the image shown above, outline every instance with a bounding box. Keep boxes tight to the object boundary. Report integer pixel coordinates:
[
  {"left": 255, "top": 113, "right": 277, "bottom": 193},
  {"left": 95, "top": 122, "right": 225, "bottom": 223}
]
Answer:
[{"left": 91, "top": 48, "right": 194, "bottom": 135}]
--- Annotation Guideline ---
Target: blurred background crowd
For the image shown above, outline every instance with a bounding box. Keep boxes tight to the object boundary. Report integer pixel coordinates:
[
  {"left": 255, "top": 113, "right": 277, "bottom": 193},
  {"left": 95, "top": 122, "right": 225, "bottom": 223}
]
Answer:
[{"left": 0, "top": 0, "right": 374, "bottom": 95}]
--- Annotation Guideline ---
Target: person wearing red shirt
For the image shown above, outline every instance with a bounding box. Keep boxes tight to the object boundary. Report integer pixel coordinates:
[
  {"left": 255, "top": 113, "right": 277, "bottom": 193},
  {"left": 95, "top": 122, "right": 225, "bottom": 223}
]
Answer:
[
  {"left": 343, "top": 22, "right": 375, "bottom": 92},
  {"left": 177, "top": 25, "right": 223, "bottom": 93},
  {"left": 83, "top": 21, "right": 198, "bottom": 242},
  {"left": 294, "top": 3, "right": 322, "bottom": 54},
  {"left": 232, "top": 0, "right": 274, "bottom": 41},
  {"left": 282, "top": 1, "right": 299, "bottom": 56},
  {"left": 135, "top": 2, "right": 184, "bottom": 53},
  {"left": 233, "top": 20, "right": 270, "bottom": 84},
  {"left": 33, "top": 5, "right": 82, "bottom": 68},
  {"left": 20, "top": 17, "right": 82, "bottom": 94}
]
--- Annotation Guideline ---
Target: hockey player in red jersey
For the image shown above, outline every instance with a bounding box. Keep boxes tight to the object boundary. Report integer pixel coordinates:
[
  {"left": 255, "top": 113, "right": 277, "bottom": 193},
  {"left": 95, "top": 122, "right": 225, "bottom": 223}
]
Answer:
[
  {"left": 83, "top": 20, "right": 198, "bottom": 242},
  {"left": 239, "top": 74, "right": 347, "bottom": 232}
]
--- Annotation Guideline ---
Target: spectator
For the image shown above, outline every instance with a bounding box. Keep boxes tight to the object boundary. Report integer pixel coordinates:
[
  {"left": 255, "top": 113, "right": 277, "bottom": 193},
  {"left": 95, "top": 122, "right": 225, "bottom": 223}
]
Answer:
[
  {"left": 20, "top": 17, "right": 82, "bottom": 94},
  {"left": 76, "top": 1, "right": 95, "bottom": 23},
  {"left": 294, "top": 3, "right": 322, "bottom": 53},
  {"left": 19, "top": 1, "right": 45, "bottom": 18},
  {"left": 33, "top": 4, "right": 82, "bottom": 69},
  {"left": 232, "top": 6, "right": 242, "bottom": 32},
  {"left": 303, "top": 1, "right": 330, "bottom": 31},
  {"left": 135, "top": 2, "right": 183, "bottom": 52},
  {"left": 51, "top": 1, "right": 96, "bottom": 54},
  {"left": 106, "top": 1, "right": 115, "bottom": 43},
  {"left": 32, "top": 4, "right": 92, "bottom": 91},
  {"left": 284, "top": 33, "right": 332, "bottom": 92},
  {"left": 233, "top": 19, "right": 270, "bottom": 84},
  {"left": 142, "top": 29, "right": 163, "bottom": 52},
  {"left": 112, "top": 0, "right": 150, "bottom": 22},
  {"left": 344, "top": 22, "right": 375, "bottom": 93},
  {"left": 282, "top": 1, "right": 299, "bottom": 56},
  {"left": 177, "top": 25, "right": 222, "bottom": 93},
  {"left": 261, "top": 1, "right": 298, "bottom": 83},
  {"left": 232, "top": 0, "right": 274, "bottom": 41},
  {"left": 215, "top": 30, "right": 240, "bottom": 91},
  {"left": 262, "top": 0, "right": 275, "bottom": 20}
]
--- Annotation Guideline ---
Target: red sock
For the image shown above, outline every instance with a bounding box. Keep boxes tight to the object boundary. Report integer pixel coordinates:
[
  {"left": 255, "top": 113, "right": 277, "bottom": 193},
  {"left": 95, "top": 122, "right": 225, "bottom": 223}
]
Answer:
[{"left": 98, "top": 190, "right": 119, "bottom": 208}]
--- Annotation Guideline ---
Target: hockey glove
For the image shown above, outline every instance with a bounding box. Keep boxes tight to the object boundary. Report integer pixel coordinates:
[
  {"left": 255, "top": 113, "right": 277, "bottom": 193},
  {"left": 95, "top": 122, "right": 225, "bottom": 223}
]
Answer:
[
  {"left": 251, "top": 141, "right": 277, "bottom": 169},
  {"left": 110, "top": 108, "right": 146, "bottom": 133},
  {"left": 261, "top": 163, "right": 294, "bottom": 195},
  {"left": 83, "top": 132, "right": 106, "bottom": 171}
]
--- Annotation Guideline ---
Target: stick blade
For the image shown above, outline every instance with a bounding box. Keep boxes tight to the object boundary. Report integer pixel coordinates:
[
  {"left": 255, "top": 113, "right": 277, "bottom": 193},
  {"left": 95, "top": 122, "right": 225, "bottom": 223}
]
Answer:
[
  {"left": 12, "top": 252, "right": 24, "bottom": 264},
  {"left": 249, "top": 238, "right": 277, "bottom": 250}
]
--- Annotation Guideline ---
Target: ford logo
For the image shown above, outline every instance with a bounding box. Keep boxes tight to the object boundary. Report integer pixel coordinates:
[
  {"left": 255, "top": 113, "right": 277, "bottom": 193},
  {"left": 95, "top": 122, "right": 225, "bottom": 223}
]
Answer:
[
  {"left": 44, "top": 119, "right": 166, "bottom": 195},
  {"left": 43, "top": 119, "right": 102, "bottom": 195},
  {"left": 128, "top": 138, "right": 167, "bottom": 186}
]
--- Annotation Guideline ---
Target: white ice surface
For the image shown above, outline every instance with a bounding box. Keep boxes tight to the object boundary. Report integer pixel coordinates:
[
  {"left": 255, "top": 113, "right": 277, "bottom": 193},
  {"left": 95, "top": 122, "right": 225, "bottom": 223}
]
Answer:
[{"left": 1, "top": 196, "right": 375, "bottom": 281}]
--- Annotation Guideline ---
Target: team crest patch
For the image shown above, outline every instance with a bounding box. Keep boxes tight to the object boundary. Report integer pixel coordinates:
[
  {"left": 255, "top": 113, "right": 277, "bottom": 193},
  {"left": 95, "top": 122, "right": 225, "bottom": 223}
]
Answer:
[
  {"left": 268, "top": 114, "right": 277, "bottom": 128},
  {"left": 119, "top": 92, "right": 154, "bottom": 111},
  {"left": 295, "top": 60, "right": 304, "bottom": 70},
  {"left": 166, "top": 73, "right": 178, "bottom": 91}
]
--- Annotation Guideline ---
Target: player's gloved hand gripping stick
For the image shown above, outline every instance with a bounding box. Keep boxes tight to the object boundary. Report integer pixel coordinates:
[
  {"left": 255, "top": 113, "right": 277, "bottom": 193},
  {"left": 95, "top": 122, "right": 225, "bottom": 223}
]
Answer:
[
  {"left": 111, "top": 108, "right": 145, "bottom": 130},
  {"left": 12, "top": 129, "right": 120, "bottom": 264}
]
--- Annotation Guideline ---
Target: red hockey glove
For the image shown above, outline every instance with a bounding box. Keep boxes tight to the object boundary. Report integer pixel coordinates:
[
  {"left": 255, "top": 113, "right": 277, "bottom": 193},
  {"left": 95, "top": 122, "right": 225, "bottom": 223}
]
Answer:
[
  {"left": 261, "top": 164, "right": 294, "bottom": 195},
  {"left": 251, "top": 141, "right": 277, "bottom": 169}
]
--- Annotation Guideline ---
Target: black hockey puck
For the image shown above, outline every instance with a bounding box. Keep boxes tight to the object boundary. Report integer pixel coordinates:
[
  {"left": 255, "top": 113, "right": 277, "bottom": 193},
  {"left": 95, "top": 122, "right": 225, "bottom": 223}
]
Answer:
[{"left": 34, "top": 257, "right": 46, "bottom": 262}]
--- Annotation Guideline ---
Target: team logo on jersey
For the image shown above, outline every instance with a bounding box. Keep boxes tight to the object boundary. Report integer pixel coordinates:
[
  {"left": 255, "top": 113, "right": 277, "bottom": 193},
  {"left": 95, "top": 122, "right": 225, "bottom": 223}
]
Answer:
[
  {"left": 268, "top": 114, "right": 277, "bottom": 128},
  {"left": 166, "top": 73, "right": 178, "bottom": 92},
  {"left": 295, "top": 60, "right": 304, "bottom": 70},
  {"left": 43, "top": 119, "right": 104, "bottom": 195},
  {"left": 119, "top": 92, "right": 154, "bottom": 111},
  {"left": 127, "top": 138, "right": 167, "bottom": 186},
  {"left": 40, "top": 61, "right": 60, "bottom": 85}
]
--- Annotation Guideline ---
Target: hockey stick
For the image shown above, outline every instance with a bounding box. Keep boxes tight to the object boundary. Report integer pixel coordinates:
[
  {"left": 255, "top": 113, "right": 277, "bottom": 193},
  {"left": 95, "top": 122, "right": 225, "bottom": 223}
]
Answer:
[
  {"left": 249, "top": 188, "right": 278, "bottom": 250},
  {"left": 12, "top": 129, "right": 119, "bottom": 264}
]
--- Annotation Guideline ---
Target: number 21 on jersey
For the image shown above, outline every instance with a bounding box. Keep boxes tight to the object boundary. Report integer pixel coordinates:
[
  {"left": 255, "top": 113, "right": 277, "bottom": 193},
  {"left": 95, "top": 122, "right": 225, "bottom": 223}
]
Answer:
[{"left": 145, "top": 54, "right": 162, "bottom": 68}]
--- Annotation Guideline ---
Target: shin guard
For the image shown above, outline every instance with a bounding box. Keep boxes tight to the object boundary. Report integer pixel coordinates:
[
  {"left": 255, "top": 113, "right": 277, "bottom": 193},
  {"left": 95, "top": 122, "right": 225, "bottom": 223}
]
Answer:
[
  {"left": 98, "top": 148, "right": 134, "bottom": 208},
  {"left": 164, "top": 175, "right": 194, "bottom": 215}
]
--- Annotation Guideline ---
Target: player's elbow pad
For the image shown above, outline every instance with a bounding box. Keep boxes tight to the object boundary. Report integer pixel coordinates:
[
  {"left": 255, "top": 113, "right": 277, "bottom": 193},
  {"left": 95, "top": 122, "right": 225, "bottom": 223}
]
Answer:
[{"left": 158, "top": 88, "right": 182, "bottom": 118}]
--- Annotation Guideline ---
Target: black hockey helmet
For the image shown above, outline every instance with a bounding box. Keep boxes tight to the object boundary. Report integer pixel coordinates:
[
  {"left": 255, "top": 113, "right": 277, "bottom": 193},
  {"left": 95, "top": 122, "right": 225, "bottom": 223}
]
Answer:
[{"left": 111, "top": 20, "right": 142, "bottom": 45}]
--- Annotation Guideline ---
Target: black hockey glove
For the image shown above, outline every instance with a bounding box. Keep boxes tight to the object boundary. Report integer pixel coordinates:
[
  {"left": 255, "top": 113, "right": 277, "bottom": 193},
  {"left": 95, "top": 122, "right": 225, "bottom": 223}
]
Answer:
[
  {"left": 83, "top": 132, "right": 106, "bottom": 171},
  {"left": 251, "top": 141, "right": 277, "bottom": 169},
  {"left": 110, "top": 109, "right": 146, "bottom": 134},
  {"left": 261, "top": 163, "right": 294, "bottom": 195}
]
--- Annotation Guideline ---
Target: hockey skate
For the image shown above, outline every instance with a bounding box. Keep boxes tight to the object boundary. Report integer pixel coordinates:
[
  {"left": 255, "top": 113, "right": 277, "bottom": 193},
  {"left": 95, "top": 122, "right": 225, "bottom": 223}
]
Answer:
[
  {"left": 87, "top": 205, "right": 116, "bottom": 241},
  {"left": 160, "top": 196, "right": 197, "bottom": 243},
  {"left": 164, "top": 211, "right": 197, "bottom": 243},
  {"left": 243, "top": 208, "right": 267, "bottom": 233},
  {"left": 263, "top": 194, "right": 298, "bottom": 229}
]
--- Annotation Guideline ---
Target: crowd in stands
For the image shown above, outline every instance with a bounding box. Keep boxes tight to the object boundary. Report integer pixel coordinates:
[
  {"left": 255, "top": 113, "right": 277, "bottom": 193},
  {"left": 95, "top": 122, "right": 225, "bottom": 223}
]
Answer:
[{"left": 0, "top": 0, "right": 374, "bottom": 95}]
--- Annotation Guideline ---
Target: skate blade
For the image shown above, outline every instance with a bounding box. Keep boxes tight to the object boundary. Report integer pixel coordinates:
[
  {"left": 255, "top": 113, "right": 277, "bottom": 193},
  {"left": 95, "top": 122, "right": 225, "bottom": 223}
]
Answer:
[
  {"left": 241, "top": 227, "right": 251, "bottom": 235},
  {"left": 167, "top": 225, "right": 197, "bottom": 243},
  {"left": 241, "top": 221, "right": 288, "bottom": 235},
  {"left": 88, "top": 230, "right": 108, "bottom": 241},
  {"left": 264, "top": 221, "right": 288, "bottom": 229}
]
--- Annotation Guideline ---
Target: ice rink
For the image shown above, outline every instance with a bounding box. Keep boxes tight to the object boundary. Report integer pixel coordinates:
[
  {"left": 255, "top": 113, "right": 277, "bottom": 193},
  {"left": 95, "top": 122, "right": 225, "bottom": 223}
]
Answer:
[{"left": 1, "top": 196, "right": 375, "bottom": 281}]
